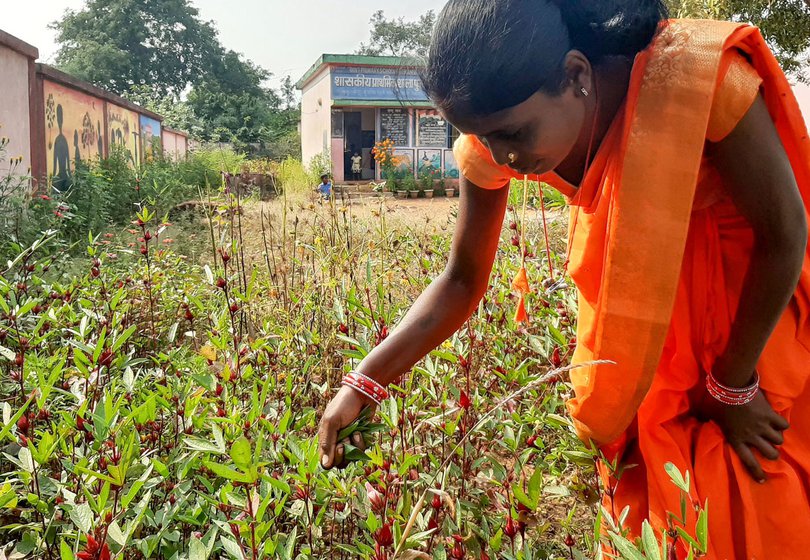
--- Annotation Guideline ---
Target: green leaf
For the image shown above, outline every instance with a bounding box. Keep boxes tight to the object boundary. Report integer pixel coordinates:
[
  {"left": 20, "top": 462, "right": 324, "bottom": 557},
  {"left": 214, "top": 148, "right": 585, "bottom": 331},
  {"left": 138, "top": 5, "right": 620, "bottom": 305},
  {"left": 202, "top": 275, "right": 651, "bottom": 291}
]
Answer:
[
  {"left": 342, "top": 443, "right": 371, "bottom": 462},
  {"left": 220, "top": 536, "right": 245, "bottom": 560},
  {"left": 18, "top": 447, "right": 34, "bottom": 473},
  {"left": 70, "top": 503, "right": 93, "bottom": 534},
  {"left": 152, "top": 458, "right": 169, "bottom": 478},
  {"left": 527, "top": 466, "right": 543, "bottom": 504},
  {"left": 204, "top": 461, "right": 253, "bottom": 483},
  {"left": 230, "top": 437, "right": 252, "bottom": 470},
  {"left": 189, "top": 536, "right": 208, "bottom": 560},
  {"left": 676, "top": 527, "right": 701, "bottom": 550},
  {"left": 185, "top": 436, "right": 226, "bottom": 454},
  {"left": 664, "top": 463, "right": 689, "bottom": 493},
  {"left": 111, "top": 325, "right": 137, "bottom": 353},
  {"left": 641, "top": 520, "right": 662, "bottom": 560},
  {"left": 609, "top": 532, "right": 646, "bottom": 560},
  {"left": 60, "top": 540, "right": 74, "bottom": 560},
  {"left": 107, "top": 521, "right": 127, "bottom": 547},
  {"left": 696, "top": 501, "right": 709, "bottom": 552},
  {"left": 512, "top": 486, "right": 534, "bottom": 511}
]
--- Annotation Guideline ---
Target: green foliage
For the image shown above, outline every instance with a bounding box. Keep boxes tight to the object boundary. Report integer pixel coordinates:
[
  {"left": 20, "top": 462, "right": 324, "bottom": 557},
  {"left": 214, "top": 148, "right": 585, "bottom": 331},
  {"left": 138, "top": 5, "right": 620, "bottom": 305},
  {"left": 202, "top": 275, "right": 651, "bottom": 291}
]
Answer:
[
  {"left": 0, "top": 156, "right": 704, "bottom": 559},
  {"left": 51, "top": 0, "right": 222, "bottom": 96},
  {"left": 122, "top": 86, "right": 206, "bottom": 139},
  {"left": 180, "top": 146, "right": 246, "bottom": 189},
  {"left": 277, "top": 157, "right": 315, "bottom": 195},
  {"left": 52, "top": 0, "right": 302, "bottom": 153},
  {"left": 357, "top": 10, "right": 437, "bottom": 58},
  {"left": 0, "top": 143, "right": 64, "bottom": 264}
]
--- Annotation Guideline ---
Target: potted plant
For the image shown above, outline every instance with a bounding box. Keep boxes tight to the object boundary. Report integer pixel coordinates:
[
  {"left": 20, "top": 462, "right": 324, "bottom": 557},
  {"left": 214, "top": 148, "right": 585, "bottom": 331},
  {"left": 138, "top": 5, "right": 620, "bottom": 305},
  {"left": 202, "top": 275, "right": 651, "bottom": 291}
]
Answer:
[
  {"left": 435, "top": 172, "right": 447, "bottom": 196},
  {"left": 391, "top": 177, "right": 407, "bottom": 198},
  {"left": 419, "top": 168, "right": 434, "bottom": 198},
  {"left": 444, "top": 180, "right": 456, "bottom": 198},
  {"left": 404, "top": 173, "right": 418, "bottom": 198}
]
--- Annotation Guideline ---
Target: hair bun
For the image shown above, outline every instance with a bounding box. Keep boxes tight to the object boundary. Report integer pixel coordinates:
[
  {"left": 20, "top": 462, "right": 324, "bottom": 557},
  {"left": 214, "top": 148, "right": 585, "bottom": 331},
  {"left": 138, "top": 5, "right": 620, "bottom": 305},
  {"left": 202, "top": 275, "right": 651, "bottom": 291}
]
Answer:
[{"left": 549, "top": 0, "right": 668, "bottom": 60}]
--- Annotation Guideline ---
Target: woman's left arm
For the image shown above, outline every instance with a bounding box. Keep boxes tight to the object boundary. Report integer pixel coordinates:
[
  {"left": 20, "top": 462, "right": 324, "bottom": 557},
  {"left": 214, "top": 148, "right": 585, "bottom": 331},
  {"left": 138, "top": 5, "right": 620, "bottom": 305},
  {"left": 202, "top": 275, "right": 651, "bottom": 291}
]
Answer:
[
  {"left": 703, "top": 93, "right": 807, "bottom": 482},
  {"left": 710, "top": 93, "right": 808, "bottom": 387}
]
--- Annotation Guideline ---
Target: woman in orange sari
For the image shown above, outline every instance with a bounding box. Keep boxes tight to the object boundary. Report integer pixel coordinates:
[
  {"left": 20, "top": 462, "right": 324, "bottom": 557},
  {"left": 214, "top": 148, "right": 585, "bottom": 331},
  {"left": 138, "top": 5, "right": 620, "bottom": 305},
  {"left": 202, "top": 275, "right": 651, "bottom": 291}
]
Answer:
[{"left": 317, "top": 1, "right": 810, "bottom": 557}]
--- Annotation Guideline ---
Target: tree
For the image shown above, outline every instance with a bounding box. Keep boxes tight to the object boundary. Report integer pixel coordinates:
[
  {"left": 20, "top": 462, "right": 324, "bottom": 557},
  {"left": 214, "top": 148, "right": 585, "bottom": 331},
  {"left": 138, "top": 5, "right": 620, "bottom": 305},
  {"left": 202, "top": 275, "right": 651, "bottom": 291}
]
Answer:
[
  {"left": 51, "top": 0, "right": 222, "bottom": 96},
  {"left": 668, "top": 0, "right": 810, "bottom": 80},
  {"left": 122, "top": 86, "right": 205, "bottom": 139},
  {"left": 357, "top": 10, "right": 436, "bottom": 58},
  {"left": 186, "top": 50, "right": 274, "bottom": 144}
]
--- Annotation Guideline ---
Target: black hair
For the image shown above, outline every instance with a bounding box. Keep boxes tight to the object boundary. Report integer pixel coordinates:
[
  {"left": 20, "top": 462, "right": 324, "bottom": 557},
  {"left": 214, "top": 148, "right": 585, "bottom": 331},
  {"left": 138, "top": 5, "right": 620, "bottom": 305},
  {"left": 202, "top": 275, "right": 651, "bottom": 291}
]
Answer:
[
  {"left": 421, "top": 0, "right": 668, "bottom": 116},
  {"left": 321, "top": 174, "right": 329, "bottom": 180}
]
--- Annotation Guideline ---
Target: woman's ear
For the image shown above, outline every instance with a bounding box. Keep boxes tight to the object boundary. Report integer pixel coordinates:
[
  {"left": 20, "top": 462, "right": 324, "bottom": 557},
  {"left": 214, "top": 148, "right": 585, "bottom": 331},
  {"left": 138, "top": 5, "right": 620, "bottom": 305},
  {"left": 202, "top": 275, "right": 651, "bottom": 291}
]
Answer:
[{"left": 563, "top": 50, "right": 593, "bottom": 96}]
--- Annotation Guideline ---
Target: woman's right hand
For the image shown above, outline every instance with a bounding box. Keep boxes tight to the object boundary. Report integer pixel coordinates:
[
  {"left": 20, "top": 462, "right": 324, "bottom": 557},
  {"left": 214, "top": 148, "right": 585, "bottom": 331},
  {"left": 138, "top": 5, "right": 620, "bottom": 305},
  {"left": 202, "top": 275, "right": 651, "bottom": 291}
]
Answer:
[{"left": 317, "top": 385, "right": 374, "bottom": 470}]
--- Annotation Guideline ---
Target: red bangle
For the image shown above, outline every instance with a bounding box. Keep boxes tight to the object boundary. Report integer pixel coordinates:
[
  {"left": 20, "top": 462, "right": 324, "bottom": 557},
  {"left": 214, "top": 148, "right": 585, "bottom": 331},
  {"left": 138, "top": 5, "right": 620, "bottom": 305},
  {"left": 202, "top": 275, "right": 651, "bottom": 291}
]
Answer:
[
  {"left": 341, "top": 370, "right": 388, "bottom": 404},
  {"left": 705, "top": 371, "right": 759, "bottom": 406}
]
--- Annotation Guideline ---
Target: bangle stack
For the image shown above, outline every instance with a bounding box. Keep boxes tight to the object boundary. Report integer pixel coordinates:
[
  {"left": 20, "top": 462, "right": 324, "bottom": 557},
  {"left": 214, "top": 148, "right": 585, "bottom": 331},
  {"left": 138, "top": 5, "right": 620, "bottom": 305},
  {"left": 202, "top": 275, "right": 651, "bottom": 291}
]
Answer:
[
  {"left": 705, "top": 371, "right": 760, "bottom": 406},
  {"left": 341, "top": 370, "right": 389, "bottom": 406}
]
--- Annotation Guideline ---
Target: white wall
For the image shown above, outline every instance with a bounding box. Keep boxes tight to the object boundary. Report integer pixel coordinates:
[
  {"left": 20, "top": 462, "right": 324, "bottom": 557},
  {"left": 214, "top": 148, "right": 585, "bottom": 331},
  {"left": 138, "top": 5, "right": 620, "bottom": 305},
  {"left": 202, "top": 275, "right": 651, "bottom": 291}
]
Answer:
[
  {"left": 300, "top": 67, "right": 332, "bottom": 167},
  {"left": 0, "top": 45, "right": 31, "bottom": 177}
]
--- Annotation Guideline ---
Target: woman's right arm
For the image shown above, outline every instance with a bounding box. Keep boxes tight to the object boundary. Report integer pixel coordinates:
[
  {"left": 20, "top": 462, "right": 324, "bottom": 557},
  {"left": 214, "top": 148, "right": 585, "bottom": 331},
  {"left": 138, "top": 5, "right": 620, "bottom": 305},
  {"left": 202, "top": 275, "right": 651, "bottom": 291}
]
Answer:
[{"left": 318, "top": 176, "right": 510, "bottom": 469}]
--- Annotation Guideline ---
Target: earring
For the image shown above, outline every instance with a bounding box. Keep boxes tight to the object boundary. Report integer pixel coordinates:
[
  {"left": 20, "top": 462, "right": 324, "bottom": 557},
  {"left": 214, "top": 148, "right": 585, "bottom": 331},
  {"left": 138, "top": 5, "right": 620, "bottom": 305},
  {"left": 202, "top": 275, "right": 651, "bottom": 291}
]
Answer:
[
  {"left": 508, "top": 152, "right": 517, "bottom": 163},
  {"left": 580, "top": 87, "right": 590, "bottom": 97}
]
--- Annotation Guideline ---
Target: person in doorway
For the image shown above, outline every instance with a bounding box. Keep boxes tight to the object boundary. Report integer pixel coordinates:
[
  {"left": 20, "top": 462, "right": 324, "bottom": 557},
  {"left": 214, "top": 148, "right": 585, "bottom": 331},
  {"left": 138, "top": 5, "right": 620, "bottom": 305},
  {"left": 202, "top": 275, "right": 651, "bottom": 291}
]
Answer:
[
  {"left": 315, "top": 174, "right": 333, "bottom": 202},
  {"left": 316, "top": 1, "right": 810, "bottom": 558},
  {"left": 351, "top": 152, "right": 363, "bottom": 180}
]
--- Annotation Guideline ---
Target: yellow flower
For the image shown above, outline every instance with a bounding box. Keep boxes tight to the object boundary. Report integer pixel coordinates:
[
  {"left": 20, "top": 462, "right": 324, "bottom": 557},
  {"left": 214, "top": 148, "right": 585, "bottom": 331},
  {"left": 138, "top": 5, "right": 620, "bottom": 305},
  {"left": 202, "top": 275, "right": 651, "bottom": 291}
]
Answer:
[{"left": 199, "top": 344, "right": 217, "bottom": 361}]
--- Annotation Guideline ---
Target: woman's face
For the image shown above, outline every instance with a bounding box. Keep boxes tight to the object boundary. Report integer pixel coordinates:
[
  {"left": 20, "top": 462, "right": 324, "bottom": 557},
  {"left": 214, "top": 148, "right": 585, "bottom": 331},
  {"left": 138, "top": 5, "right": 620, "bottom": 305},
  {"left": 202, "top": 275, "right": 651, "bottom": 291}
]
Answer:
[{"left": 444, "top": 83, "right": 587, "bottom": 176}]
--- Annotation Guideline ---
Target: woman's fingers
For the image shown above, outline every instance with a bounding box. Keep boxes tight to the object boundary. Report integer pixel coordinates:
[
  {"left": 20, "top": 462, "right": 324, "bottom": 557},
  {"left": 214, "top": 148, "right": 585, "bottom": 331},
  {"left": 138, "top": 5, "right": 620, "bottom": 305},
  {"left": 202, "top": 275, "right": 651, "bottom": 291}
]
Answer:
[
  {"left": 733, "top": 443, "right": 766, "bottom": 483},
  {"left": 762, "top": 426, "right": 785, "bottom": 446},
  {"left": 752, "top": 436, "right": 780, "bottom": 461},
  {"left": 335, "top": 443, "right": 345, "bottom": 468},
  {"left": 353, "top": 431, "right": 365, "bottom": 450},
  {"left": 771, "top": 412, "right": 790, "bottom": 431},
  {"left": 318, "top": 414, "right": 338, "bottom": 470}
]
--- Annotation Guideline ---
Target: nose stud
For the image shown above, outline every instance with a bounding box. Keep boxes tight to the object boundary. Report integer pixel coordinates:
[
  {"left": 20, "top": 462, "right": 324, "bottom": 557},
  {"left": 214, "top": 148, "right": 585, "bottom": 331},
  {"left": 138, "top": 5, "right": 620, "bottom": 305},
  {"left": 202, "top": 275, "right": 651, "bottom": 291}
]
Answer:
[{"left": 508, "top": 152, "right": 517, "bottom": 163}]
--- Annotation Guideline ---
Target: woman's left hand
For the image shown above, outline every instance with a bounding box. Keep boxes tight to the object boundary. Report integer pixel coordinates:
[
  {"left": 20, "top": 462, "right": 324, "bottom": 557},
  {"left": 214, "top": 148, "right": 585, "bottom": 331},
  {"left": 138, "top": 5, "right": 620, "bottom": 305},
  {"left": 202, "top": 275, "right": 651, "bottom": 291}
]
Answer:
[{"left": 697, "top": 390, "right": 789, "bottom": 483}]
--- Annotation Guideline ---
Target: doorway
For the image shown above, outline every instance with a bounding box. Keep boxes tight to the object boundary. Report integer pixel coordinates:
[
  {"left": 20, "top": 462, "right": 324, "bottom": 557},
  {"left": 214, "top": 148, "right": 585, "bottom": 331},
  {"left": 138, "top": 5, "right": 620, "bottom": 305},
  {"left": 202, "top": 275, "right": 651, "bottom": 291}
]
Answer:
[{"left": 342, "top": 109, "right": 376, "bottom": 181}]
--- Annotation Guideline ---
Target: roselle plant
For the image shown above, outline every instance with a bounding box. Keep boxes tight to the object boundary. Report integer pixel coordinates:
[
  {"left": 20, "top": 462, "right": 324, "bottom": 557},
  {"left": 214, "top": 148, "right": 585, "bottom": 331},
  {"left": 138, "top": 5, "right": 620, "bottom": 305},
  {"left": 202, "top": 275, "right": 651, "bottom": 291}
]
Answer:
[{"left": 0, "top": 176, "right": 703, "bottom": 560}]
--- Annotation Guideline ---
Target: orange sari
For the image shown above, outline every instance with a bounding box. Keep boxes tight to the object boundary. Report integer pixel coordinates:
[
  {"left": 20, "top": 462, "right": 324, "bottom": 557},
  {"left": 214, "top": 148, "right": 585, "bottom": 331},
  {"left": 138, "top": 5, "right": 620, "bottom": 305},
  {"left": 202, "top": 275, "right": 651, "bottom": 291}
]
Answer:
[{"left": 454, "top": 19, "right": 810, "bottom": 559}]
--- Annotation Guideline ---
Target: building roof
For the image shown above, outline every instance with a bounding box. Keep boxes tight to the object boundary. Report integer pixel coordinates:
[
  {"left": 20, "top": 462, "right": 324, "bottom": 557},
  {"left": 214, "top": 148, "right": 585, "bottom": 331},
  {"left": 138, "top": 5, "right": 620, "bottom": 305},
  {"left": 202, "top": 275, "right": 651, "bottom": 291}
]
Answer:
[
  {"left": 0, "top": 29, "right": 38, "bottom": 59},
  {"left": 296, "top": 53, "right": 423, "bottom": 90}
]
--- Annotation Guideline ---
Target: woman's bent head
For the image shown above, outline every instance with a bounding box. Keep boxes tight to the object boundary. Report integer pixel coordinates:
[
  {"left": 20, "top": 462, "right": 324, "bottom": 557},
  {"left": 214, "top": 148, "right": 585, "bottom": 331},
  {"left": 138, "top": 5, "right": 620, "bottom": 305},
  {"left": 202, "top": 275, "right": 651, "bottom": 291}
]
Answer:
[{"left": 422, "top": 0, "right": 667, "bottom": 174}]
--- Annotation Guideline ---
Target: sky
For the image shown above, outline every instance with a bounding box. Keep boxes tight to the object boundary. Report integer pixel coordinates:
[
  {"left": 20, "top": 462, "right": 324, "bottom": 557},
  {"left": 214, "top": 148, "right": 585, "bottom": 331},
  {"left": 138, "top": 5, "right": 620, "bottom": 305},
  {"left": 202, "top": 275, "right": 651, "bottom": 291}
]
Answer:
[
  {"left": 4, "top": 0, "right": 810, "bottom": 115},
  {"left": 5, "top": 0, "right": 448, "bottom": 90}
]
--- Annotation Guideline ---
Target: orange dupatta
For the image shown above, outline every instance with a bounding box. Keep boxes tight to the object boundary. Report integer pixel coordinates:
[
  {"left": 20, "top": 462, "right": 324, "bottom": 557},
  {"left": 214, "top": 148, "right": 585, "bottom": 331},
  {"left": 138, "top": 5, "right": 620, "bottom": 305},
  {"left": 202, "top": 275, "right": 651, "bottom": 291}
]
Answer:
[{"left": 564, "top": 19, "right": 810, "bottom": 449}]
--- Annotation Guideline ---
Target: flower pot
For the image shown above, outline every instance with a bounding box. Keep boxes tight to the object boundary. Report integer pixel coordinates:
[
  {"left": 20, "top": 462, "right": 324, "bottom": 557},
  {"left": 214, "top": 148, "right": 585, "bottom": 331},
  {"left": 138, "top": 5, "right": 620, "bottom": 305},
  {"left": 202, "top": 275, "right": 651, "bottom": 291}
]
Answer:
[
  {"left": 408, "top": 191, "right": 418, "bottom": 199},
  {"left": 424, "top": 190, "right": 434, "bottom": 199},
  {"left": 396, "top": 190, "right": 408, "bottom": 199},
  {"left": 445, "top": 188, "right": 455, "bottom": 198}
]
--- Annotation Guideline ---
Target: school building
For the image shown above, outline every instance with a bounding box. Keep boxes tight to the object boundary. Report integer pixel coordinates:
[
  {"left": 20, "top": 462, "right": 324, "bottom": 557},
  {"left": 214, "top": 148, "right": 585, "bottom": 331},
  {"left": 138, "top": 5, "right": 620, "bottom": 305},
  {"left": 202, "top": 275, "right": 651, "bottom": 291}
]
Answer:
[{"left": 296, "top": 54, "right": 461, "bottom": 183}]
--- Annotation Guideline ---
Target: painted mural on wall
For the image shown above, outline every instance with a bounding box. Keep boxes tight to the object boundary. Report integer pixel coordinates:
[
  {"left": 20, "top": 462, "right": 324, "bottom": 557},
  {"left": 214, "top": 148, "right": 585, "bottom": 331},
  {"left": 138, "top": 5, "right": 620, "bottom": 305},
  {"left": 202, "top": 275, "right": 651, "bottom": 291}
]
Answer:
[
  {"left": 443, "top": 149, "right": 459, "bottom": 179},
  {"left": 417, "top": 149, "right": 442, "bottom": 176},
  {"left": 107, "top": 104, "right": 140, "bottom": 167},
  {"left": 139, "top": 115, "right": 162, "bottom": 162},
  {"left": 44, "top": 81, "right": 105, "bottom": 192}
]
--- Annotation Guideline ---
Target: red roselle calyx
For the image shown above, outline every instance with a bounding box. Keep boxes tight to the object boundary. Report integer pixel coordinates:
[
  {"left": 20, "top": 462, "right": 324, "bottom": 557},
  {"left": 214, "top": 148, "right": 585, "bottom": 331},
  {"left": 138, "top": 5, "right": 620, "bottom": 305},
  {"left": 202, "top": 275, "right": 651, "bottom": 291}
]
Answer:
[
  {"left": 16, "top": 415, "right": 30, "bottom": 434},
  {"left": 504, "top": 516, "right": 518, "bottom": 539},
  {"left": 565, "top": 534, "right": 575, "bottom": 547},
  {"left": 551, "top": 346, "right": 562, "bottom": 368},
  {"left": 374, "top": 523, "right": 393, "bottom": 547}
]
